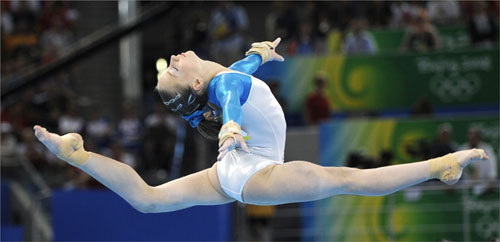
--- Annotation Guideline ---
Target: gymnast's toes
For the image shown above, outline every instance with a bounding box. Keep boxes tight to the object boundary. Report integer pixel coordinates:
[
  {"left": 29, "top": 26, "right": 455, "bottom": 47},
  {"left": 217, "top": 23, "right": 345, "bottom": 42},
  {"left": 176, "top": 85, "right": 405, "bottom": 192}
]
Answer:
[{"left": 452, "top": 149, "right": 488, "bottom": 168}]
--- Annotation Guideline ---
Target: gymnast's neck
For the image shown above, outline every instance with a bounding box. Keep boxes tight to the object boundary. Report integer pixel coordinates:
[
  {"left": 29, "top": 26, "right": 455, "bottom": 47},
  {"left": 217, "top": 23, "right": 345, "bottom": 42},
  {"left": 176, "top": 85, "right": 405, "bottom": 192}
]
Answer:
[{"left": 200, "top": 60, "right": 231, "bottom": 83}]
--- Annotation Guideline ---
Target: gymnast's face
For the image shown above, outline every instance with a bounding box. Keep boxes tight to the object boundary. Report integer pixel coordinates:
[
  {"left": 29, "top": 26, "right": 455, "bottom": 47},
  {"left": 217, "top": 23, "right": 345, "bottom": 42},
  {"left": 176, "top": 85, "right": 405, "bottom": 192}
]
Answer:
[{"left": 156, "top": 50, "right": 206, "bottom": 94}]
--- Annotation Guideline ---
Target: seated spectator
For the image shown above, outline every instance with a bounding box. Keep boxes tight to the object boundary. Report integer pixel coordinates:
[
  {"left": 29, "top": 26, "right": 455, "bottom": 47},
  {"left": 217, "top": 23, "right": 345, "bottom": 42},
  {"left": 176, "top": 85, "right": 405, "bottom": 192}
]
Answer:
[
  {"left": 400, "top": 14, "right": 441, "bottom": 52},
  {"left": 426, "top": 0, "right": 461, "bottom": 26},
  {"left": 377, "top": 150, "right": 394, "bottom": 167},
  {"left": 40, "top": 1, "right": 75, "bottom": 31},
  {"left": 411, "top": 97, "right": 433, "bottom": 117},
  {"left": 430, "top": 123, "right": 457, "bottom": 158},
  {"left": 142, "top": 103, "right": 178, "bottom": 170},
  {"left": 366, "top": 1, "right": 391, "bottom": 29},
  {"left": 58, "top": 103, "right": 84, "bottom": 134},
  {"left": 85, "top": 110, "right": 113, "bottom": 151},
  {"left": 467, "top": 1, "right": 498, "bottom": 48},
  {"left": 246, "top": 204, "right": 275, "bottom": 241},
  {"left": 265, "top": 1, "right": 299, "bottom": 42},
  {"left": 208, "top": 1, "right": 248, "bottom": 66},
  {"left": 459, "top": 126, "right": 497, "bottom": 194},
  {"left": 3, "top": 20, "right": 38, "bottom": 61},
  {"left": 342, "top": 18, "right": 377, "bottom": 55},
  {"left": 10, "top": 0, "right": 39, "bottom": 32},
  {"left": 40, "top": 19, "right": 74, "bottom": 63},
  {"left": 1, "top": 122, "right": 18, "bottom": 158},
  {"left": 304, "top": 72, "right": 331, "bottom": 125},
  {"left": 117, "top": 106, "right": 142, "bottom": 153},
  {"left": 389, "top": 1, "right": 420, "bottom": 29},
  {"left": 1, "top": 5, "right": 14, "bottom": 35},
  {"left": 294, "top": 22, "right": 315, "bottom": 55}
]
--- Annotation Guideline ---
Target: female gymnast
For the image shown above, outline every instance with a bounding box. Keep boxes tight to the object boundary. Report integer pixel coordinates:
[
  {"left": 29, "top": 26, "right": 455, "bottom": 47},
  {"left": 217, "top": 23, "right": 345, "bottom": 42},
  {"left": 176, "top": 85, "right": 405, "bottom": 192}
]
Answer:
[{"left": 34, "top": 38, "right": 488, "bottom": 213}]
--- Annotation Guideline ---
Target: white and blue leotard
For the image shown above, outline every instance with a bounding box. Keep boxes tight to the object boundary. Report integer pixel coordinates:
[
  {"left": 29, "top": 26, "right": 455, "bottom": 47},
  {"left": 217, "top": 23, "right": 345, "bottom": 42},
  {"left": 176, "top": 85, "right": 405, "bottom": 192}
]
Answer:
[{"left": 185, "top": 54, "right": 287, "bottom": 202}]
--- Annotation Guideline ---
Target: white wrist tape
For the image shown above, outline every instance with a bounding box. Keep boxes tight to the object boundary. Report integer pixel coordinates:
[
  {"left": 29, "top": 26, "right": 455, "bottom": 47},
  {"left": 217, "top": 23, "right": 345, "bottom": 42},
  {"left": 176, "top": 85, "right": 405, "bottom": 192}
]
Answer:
[
  {"left": 429, "top": 154, "right": 461, "bottom": 185},
  {"left": 245, "top": 41, "right": 274, "bottom": 64},
  {"left": 57, "top": 133, "right": 90, "bottom": 166},
  {"left": 218, "top": 121, "right": 242, "bottom": 147}
]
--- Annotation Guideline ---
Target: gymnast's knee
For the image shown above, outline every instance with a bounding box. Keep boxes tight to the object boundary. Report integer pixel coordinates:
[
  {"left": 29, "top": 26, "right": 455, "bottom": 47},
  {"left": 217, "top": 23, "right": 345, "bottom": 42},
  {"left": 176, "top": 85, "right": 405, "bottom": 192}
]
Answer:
[
  {"left": 129, "top": 186, "right": 180, "bottom": 214},
  {"left": 328, "top": 166, "right": 362, "bottom": 194},
  {"left": 128, "top": 187, "right": 158, "bottom": 213},
  {"left": 131, "top": 201, "right": 156, "bottom": 213}
]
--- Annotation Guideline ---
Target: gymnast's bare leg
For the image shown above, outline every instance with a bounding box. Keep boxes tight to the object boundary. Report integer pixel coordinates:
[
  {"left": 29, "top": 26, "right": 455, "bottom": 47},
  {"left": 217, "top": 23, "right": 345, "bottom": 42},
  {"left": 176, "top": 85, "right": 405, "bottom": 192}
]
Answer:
[
  {"left": 34, "top": 125, "right": 488, "bottom": 211},
  {"left": 242, "top": 149, "right": 489, "bottom": 205},
  {"left": 34, "top": 125, "right": 234, "bottom": 213}
]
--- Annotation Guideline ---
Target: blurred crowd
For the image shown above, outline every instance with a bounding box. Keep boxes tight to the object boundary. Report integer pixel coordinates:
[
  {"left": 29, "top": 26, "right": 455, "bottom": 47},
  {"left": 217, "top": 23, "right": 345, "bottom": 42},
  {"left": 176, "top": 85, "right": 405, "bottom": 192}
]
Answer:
[
  {"left": 1, "top": 1, "right": 499, "bottom": 192},
  {"left": 1, "top": 1, "right": 77, "bottom": 79},
  {"left": 171, "top": 0, "right": 498, "bottom": 64}
]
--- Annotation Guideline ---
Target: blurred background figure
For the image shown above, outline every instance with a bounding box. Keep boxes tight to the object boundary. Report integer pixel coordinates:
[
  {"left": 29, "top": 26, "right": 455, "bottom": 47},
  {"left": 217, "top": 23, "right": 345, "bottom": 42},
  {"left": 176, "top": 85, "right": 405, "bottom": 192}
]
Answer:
[
  {"left": 85, "top": 109, "right": 113, "bottom": 153},
  {"left": 245, "top": 204, "right": 275, "bottom": 241},
  {"left": 401, "top": 12, "right": 440, "bottom": 52},
  {"left": 265, "top": 1, "right": 300, "bottom": 55},
  {"left": 291, "top": 22, "right": 315, "bottom": 55},
  {"left": 142, "top": 103, "right": 178, "bottom": 171},
  {"left": 459, "top": 126, "right": 498, "bottom": 195},
  {"left": 426, "top": 0, "right": 461, "bottom": 26},
  {"left": 1, "top": 122, "right": 19, "bottom": 159},
  {"left": 117, "top": 104, "right": 142, "bottom": 156},
  {"left": 411, "top": 97, "right": 434, "bottom": 117},
  {"left": 58, "top": 102, "right": 84, "bottom": 135},
  {"left": 430, "top": 123, "right": 457, "bottom": 158},
  {"left": 208, "top": 1, "right": 248, "bottom": 66},
  {"left": 467, "top": 1, "right": 499, "bottom": 49},
  {"left": 342, "top": 18, "right": 377, "bottom": 55},
  {"left": 389, "top": 1, "right": 420, "bottom": 29},
  {"left": 304, "top": 72, "right": 331, "bottom": 126}
]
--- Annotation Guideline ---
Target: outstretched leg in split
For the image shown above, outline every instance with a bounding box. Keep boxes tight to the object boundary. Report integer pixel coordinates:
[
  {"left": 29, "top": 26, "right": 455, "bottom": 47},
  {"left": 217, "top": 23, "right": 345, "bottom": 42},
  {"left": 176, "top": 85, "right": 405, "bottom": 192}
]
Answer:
[
  {"left": 34, "top": 126, "right": 234, "bottom": 213},
  {"left": 243, "top": 149, "right": 488, "bottom": 205}
]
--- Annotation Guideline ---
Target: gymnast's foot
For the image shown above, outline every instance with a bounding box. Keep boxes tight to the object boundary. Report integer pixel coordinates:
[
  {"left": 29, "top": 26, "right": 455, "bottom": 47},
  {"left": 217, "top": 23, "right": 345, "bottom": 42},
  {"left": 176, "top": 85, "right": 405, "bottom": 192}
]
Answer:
[
  {"left": 430, "top": 149, "right": 488, "bottom": 185},
  {"left": 452, "top": 148, "right": 488, "bottom": 168},
  {"left": 34, "top": 125, "right": 89, "bottom": 166}
]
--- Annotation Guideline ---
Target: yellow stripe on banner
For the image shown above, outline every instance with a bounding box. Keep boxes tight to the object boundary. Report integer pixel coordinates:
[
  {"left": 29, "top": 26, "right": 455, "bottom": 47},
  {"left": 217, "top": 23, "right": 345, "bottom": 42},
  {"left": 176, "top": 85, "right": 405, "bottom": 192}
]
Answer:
[{"left": 369, "top": 196, "right": 390, "bottom": 241}]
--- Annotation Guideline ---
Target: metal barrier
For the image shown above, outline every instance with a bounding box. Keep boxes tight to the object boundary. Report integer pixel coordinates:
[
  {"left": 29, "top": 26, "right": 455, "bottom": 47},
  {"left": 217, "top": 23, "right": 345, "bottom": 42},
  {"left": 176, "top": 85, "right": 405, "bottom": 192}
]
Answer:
[{"left": 1, "top": 155, "right": 53, "bottom": 241}]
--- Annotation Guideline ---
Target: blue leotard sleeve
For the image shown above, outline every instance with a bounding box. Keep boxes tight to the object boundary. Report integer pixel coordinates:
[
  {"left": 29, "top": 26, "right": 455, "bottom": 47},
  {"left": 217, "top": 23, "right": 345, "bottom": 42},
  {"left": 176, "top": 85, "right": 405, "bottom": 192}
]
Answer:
[
  {"left": 228, "top": 54, "right": 262, "bottom": 75},
  {"left": 214, "top": 75, "right": 244, "bottom": 126}
]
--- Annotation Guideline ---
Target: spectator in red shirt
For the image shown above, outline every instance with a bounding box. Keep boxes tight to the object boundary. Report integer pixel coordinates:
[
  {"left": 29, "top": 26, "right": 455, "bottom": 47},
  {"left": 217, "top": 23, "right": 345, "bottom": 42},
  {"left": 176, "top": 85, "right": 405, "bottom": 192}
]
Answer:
[{"left": 304, "top": 73, "right": 331, "bottom": 125}]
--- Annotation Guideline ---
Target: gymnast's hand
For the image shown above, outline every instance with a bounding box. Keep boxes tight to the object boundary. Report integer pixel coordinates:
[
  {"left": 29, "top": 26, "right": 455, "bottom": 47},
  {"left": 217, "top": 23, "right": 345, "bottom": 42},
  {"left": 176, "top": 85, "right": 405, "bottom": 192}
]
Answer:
[
  {"left": 217, "top": 133, "right": 249, "bottom": 161},
  {"left": 267, "top": 37, "right": 285, "bottom": 62},
  {"left": 246, "top": 37, "right": 285, "bottom": 63},
  {"left": 33, "top": 125, "right": 90, "bottom": 166}
]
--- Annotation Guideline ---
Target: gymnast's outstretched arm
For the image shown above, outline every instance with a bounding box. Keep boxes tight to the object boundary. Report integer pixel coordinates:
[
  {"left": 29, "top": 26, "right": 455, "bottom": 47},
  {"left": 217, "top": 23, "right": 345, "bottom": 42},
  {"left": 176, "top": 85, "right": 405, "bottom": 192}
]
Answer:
[
  {"left": 242, "top": 149, "right": 489, "bottom": 205},
  {"left": 33, "top": 125, "right": 233, "bottom": 213},
  {"left": 228, "top": 37, "right": 284, "bottom": 74}
]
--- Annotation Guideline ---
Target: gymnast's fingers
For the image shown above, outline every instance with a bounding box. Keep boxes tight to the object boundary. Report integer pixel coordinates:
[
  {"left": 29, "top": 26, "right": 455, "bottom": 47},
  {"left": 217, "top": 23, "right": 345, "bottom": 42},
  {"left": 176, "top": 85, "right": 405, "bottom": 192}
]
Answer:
[
  {"left": 477, "top": 149, "right": 488, "bottom": 160},
  {"left": 218, "top": 139, "right": 232, "bottom": 153},
  {"left": 273, "top": 53, "right": 285, "bottom": 62},
  {"left": 217, "top": 138, "right": 233, "bottom": 161},
  {"left": 272, "top": 37, "right": 281, "bottom": 47},
  {"left": 217, "top": 149, "right": 227, "bottom": 161},
  {"left": 236, "top": 135, "right": 249, "bottom": 153}
]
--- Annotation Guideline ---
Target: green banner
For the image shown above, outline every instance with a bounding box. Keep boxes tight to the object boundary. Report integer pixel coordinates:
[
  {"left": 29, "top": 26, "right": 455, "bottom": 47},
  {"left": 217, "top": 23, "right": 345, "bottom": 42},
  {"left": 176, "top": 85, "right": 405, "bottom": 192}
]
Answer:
[
  {"left": 267, "top": 48, "right": 498, "bottom": 113},
  {"left": 306, "top": 115, "right": 500, "bottom": 241},
  {"left": 308, "top": 187, "right": 499, "bottom": 241},
  {"left": 369, "top": 25, "right": 471, "bottom": 53}
]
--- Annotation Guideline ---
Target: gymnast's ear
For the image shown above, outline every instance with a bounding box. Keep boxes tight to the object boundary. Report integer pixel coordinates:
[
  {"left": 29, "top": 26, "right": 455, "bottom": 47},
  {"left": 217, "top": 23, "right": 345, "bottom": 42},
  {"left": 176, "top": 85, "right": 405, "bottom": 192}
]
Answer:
[{"left": 192, "top": 77, "right": 204, "bottom": 91}]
